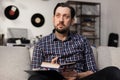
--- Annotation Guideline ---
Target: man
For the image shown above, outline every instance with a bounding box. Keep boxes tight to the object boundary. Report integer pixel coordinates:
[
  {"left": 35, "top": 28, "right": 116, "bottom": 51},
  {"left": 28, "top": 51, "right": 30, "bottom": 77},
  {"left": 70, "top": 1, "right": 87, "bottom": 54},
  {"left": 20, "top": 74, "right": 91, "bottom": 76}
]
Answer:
[{"left": 29, "top": 2, "right": 120, "bottom": 80}]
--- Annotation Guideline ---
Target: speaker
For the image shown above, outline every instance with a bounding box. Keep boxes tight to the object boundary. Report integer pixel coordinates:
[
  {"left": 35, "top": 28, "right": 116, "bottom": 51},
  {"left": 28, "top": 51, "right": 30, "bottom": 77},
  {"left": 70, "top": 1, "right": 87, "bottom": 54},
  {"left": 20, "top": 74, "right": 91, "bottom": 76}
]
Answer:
[{"left": 108, "top": 33, "right": 119, "bottom": 47}]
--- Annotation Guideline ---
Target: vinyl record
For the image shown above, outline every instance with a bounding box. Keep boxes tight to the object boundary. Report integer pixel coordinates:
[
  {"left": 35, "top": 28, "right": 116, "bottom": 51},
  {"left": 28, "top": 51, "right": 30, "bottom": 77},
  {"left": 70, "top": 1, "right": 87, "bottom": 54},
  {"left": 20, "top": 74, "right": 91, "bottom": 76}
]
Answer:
[
  {"left": 31, "top": 13, "right": 45, "bottom": 27},
  {"left": 4, "top": 5, "right": 19, "bottom": 20}
]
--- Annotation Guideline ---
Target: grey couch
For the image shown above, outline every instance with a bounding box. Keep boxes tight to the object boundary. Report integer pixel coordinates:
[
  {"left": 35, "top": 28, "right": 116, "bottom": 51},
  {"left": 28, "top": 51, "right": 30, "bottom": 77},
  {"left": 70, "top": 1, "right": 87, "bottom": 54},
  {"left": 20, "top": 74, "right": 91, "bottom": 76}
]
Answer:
[
  {"left": 0, "top": 46, "right": 120, "bottom": 80},
  {"left": 0, "top": 46, "right": 31, "bottom": 80}
]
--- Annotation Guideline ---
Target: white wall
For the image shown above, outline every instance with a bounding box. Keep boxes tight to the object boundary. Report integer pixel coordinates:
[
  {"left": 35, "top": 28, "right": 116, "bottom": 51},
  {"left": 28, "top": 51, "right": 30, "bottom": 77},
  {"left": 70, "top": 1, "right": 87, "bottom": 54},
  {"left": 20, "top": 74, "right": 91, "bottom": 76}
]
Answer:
[
  {"left": 0, "top": 0, "right": 67, "bottom": 39},
  {"left": 107, "top": 0, "right": 120, "bottom": 46},
  {"left": 0, "top": 0, "right": 120, "bottom": 46}
]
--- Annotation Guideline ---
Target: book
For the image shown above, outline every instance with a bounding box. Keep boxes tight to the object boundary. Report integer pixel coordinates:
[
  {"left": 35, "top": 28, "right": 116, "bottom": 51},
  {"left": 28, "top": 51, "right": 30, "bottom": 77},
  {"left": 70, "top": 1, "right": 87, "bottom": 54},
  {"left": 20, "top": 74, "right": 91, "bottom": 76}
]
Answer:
[
  {"left": 40, "top": 62, "right": 76, "bottom": 69},
  {"left": 25, "top": 62, "right": 76, "bottom": 80},
  {"left": 41, "top": 62, "right": 60, "bottom": 69}
]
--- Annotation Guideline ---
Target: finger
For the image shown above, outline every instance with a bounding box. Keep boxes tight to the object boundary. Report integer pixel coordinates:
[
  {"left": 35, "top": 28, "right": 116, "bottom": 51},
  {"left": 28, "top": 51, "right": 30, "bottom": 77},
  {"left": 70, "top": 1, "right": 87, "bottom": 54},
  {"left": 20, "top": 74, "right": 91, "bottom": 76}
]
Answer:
[{"left": 51, "top": 57, "right": 58, "bottom": 64}]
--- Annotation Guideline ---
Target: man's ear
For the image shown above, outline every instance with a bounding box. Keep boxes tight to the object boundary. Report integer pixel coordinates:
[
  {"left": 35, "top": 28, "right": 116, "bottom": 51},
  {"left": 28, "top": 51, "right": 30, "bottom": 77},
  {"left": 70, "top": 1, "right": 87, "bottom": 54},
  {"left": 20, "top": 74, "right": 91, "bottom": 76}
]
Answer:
[{"left": 71, "top": 18, "right": 75, "bottom": 25}]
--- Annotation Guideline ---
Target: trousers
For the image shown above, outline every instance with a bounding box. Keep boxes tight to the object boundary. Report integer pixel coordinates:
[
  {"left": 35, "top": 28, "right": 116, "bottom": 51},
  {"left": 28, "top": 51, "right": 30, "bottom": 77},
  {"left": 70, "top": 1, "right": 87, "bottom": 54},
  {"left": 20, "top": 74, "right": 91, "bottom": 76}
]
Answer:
[
  {"left": 80, "top": 66, "right": 120, "bottom": 80},
  {"left": 28, "top": 66, "right": 120, "bottom": 80}
]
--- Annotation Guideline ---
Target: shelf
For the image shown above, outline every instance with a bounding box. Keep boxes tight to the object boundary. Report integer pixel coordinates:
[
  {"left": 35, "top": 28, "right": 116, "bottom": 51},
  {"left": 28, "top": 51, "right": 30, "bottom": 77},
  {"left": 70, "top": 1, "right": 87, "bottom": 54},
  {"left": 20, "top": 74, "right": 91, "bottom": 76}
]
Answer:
[
  {"left": 81, "top": 27, "right": 95, "bottom": 32},
  {"left": 73, "top": 23, "right": 81, "bottom": 26},
  {"left": 87, "top": 37, "right": 100, "bottom": 40},
  {"left": 81, "top": 22, "right": 95, "bottom": 27},
  {"left": 77, "top": 15, "right": 100, "bottom": 17},
  {"left": 83, "top": 35, "right": 99, "bottom": 39},
  {"left": 66, "top": 1, "right": 101, "bottom": 46},
  {"left": 67, "top": 1, "right": 100, "bottom": 5}
]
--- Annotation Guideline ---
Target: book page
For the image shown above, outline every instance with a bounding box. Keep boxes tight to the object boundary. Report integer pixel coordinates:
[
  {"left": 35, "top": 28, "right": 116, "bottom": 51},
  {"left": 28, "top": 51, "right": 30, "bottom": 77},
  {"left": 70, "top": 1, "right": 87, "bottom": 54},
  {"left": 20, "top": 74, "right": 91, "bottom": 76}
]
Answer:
[
  {"left": 41, "top": 62, "right": 76, "bottom": 69},
  {"left": 41, "top": 62, "right": 60, "bottom": 69}
]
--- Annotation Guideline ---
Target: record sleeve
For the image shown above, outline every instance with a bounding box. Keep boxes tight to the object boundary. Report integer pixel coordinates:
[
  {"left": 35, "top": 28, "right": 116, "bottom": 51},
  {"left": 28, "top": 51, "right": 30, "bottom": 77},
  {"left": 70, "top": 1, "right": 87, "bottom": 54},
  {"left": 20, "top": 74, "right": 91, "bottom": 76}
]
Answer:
[{"left": 4, "top": 5, "right": 19, "bottom": 20}]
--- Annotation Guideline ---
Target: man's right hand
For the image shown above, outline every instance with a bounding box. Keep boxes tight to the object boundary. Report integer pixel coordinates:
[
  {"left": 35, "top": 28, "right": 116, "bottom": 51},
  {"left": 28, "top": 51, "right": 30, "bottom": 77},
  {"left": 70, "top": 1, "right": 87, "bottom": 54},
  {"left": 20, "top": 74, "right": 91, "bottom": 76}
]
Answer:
[
  {"left": 61, "top": 71, "right": 78, "bottom": 80},
  {"left": 77, "top": 71, "right": 94, "bottom": 79},
  {"left": 51, "top": 57, "right": 58, "bottom": 64}
]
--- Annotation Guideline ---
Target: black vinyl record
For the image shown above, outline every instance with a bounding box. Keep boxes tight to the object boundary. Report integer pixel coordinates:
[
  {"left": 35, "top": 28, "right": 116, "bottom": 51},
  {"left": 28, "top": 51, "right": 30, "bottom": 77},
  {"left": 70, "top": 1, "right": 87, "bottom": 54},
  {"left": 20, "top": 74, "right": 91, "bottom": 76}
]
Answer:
[
  {"left": 31, "top": 13, "right": 45, "bottom": 27},
  {"left": 4, "top": 5, "right": 19, "bottom": 20}
]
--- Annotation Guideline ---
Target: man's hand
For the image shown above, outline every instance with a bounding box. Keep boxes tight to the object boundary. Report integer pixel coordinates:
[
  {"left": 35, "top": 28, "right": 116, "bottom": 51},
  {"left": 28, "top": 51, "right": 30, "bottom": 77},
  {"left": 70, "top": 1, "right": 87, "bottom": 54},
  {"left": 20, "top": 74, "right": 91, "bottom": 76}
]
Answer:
[
  {"left": 65, "top": 77, "right": 77, "bottom": 80},
  {"left": 51, "top": 57, "right": 58, "bottom": 64},
  {"left": 61, "top": 71, "right": 78, "bottom": 80},
  {"left": 77, "top": 71, "right": 94, "bottom": 79},
  {"left": 62, "top": 71, "right": 94, "bottom": 80}
]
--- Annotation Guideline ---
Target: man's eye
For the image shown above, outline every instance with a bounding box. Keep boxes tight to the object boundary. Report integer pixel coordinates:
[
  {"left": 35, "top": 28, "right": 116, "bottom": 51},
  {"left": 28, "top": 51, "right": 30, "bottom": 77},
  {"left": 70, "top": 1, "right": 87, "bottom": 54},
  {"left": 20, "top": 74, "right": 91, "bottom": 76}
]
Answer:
[
  {"left": 55, "top": 14, "right": 60, "bottom": 18},
  {"left": 64, "top": 16, "right": 70, "bottom": 19}
]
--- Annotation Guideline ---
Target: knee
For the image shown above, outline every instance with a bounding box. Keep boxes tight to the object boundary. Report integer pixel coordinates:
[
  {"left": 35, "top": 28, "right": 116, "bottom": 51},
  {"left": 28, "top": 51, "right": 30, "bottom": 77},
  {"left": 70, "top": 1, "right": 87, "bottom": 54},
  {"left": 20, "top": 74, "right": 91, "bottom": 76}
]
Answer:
[
  {"left": 103, "top": 66, "right": 120, "bottom": 78},
  {"left": 104, "top": 66, "right": 119, "bottom": 72},
  {"left": 105, "top": 66, "right": 120, "bottom": 80}
]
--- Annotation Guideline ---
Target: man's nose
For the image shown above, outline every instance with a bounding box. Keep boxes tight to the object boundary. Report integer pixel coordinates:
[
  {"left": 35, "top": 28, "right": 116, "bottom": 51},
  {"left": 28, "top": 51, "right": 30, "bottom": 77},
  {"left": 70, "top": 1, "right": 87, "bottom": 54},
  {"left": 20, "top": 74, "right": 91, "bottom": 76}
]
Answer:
[{"left": 59, "top": 16, "right": 64, "bottom": 22}]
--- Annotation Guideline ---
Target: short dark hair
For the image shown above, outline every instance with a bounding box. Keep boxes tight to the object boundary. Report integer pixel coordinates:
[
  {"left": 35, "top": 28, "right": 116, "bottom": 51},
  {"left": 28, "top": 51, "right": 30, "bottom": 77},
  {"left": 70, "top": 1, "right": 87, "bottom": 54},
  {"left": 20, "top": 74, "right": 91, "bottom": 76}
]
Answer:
[{"left": 53, "top": 2, "right": 75, "bottom": 19}]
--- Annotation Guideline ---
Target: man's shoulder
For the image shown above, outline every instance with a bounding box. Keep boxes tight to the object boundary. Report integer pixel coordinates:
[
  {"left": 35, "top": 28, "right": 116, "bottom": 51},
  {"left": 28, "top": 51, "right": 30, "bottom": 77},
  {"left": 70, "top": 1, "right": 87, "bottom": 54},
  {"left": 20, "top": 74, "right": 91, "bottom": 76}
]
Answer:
[
  {"left": 42, "top": 33, "right": 53, "bottom": 40},
  {"left": 37, "top": 33, "right": 53, "bottom": 43},
  {"left": 71, "top": 32, "right": 86, "bottom": 40}
]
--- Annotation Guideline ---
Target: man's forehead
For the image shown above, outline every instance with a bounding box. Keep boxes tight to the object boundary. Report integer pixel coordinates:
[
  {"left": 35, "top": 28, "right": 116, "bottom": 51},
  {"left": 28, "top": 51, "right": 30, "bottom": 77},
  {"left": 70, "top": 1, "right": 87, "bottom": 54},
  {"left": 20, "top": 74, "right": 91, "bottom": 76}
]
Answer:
[{"left": 55, "top": 7, "right": 71, "bottom": 14}]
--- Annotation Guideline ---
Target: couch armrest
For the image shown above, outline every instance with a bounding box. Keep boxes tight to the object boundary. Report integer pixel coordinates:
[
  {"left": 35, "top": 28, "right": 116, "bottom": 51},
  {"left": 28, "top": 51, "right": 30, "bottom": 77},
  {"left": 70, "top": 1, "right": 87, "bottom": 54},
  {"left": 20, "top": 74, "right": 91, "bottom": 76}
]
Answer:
[{"left": 0, "top": 46, "right": 31, "bottom": 80}]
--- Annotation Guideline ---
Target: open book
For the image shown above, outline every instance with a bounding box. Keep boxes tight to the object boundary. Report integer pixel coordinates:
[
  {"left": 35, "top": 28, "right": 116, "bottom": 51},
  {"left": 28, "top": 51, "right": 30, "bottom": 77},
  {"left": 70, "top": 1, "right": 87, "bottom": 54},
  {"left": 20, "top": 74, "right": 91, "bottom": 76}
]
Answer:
[
  {"left": 25, "top": 62, "right": 76, "bottom": 80},
  {"left": 41, "top": 62, "right": 76, "bottom": 69}
]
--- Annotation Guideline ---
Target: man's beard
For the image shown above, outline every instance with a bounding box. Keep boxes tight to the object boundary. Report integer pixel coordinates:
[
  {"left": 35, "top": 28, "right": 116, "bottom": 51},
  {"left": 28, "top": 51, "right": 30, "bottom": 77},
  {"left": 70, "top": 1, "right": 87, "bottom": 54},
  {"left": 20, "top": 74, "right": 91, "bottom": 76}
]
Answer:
[{"left": 55, "top": 28, "right": 68, "bottom": 34}]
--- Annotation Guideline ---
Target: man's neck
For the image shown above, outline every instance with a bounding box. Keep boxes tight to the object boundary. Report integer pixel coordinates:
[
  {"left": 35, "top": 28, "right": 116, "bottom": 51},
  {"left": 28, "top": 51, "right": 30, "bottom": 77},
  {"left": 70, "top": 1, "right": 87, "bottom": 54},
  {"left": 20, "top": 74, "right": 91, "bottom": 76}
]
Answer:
[{"left": 55, "top": 31, "right": 68, "bottom": 41}]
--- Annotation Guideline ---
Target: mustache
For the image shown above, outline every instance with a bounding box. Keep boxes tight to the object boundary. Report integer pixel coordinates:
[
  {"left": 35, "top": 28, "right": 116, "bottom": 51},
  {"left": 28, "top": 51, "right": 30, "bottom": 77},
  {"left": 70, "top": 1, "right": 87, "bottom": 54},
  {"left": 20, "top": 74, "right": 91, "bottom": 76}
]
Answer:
[{"left": 57, "top": 22, "right": 65, "bottom": 26}]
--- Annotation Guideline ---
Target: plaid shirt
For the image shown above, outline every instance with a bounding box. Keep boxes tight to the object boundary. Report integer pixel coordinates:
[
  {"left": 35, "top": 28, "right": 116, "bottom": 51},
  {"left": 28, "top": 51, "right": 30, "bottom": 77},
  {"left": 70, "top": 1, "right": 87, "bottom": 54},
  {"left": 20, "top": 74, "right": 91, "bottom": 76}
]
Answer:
[{"left": 31, "top": 32, "right": 97, "bottom": 72}]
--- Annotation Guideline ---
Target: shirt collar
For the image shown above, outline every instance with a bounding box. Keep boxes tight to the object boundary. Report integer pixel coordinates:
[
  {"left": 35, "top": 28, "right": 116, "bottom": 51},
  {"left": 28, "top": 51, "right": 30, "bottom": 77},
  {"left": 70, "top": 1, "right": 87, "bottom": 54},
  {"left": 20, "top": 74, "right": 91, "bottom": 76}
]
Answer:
[{"left": 51, "top": 30, "right": 72, "bottom": 41}]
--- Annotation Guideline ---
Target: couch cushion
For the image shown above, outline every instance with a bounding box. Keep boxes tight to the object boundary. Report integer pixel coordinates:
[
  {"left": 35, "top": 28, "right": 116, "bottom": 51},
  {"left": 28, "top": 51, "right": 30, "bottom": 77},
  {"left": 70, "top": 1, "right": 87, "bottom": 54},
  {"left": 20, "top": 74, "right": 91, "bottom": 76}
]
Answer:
[
  {"left": 0, "top": 46, "right": 31, "bottom": 80},
  {"left": 29, "top": 46, "right": 34, "bottom": 61},
  {"left": 110, "top": 47, "right": 120, "bottom": 68},
  {"left": 97, "top": 46, "right": 112, "bottom": 69},
  {"left": 97, "top": 46, "right": 120, "bottom": 70},
  {"left": 91, "top": 46, "right": 98, "bottom": 66}
]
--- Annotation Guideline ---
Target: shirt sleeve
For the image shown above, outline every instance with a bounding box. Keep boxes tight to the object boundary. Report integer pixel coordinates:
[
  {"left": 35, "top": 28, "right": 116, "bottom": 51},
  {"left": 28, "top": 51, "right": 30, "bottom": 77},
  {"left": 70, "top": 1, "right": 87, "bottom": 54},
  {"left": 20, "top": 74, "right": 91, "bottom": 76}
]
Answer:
[
  {"left": 83, "top": 38, "right": 98, "bottom": 72},
  {"left": 31, "top": 42, "right": 43, "bottom": 69}
]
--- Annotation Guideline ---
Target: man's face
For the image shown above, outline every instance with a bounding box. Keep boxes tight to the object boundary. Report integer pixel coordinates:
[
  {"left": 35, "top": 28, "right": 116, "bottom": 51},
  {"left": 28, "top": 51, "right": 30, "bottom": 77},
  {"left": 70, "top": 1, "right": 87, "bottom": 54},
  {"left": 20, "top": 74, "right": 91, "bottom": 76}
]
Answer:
[{"left": 53, "top": 7, "right": 74, "bottom": 33}]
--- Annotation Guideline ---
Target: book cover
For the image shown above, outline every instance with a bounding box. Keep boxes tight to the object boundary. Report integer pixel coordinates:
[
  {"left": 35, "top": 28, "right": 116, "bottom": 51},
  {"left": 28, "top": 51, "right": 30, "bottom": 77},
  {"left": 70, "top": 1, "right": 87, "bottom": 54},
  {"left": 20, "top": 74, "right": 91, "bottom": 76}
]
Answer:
[{"left": 25, "top": 70, "right": 65, "bottom": 80}]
